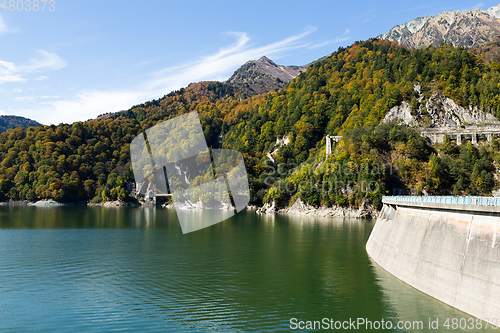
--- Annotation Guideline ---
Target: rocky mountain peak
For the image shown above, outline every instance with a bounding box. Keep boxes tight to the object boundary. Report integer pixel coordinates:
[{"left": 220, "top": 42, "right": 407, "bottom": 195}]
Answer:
[
  {"left": 255, "top": 56, "right": 274, "bottom": 65},
  {"left": 379, "top": 3, "right": 500, "bottom": 49},
  {"left": 487, "top": 3, "right": 500, "bottom": 18},
  {"left": 226, "top": 56, "right": 307, "bottom": 96}
]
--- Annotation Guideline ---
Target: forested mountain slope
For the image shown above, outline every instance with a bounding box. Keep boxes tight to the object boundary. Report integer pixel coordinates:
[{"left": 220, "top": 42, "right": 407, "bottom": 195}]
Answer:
[
  {"left": 0, "top": 116, "right": 42, "bottom": 132},
  {"left": 2, "top": 39, "right": 500, "bottom": 206}
]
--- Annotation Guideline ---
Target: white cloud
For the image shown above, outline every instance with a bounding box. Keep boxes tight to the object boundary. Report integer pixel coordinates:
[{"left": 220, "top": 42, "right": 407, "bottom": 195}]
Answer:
[
  {"left": 18, "top": 27, "right": 317, "bottom": 125},
  {"left": 392, "top": 4, "right": 439, "bottom": 14},
  {"left": 14, "top": 96, "right": 37, "bottom": 102},
  {"left": 0, "top": 75, "right": 26, "bottom": 84},
  {"left": 13, "top": 95, "right": 59, "bottom": 103},
  {"left": 34, "top": 89, "right": 150, "bottom": 124},
  {"left": 460, "top": 2, "right": 485, "bottom": 12},
  {"left": 0, "top": 14, "right": 17, "bottom": 34},
  {"left": 351, "top": 9, "right": 377, "bottom": 23},
  {"left": 0, "top": 16, "right": 6, "bottom": 33},
  {"left": 23, "top": 50, "right": 66, "bottom": 72},
  {"left": 0, "top": 60, "right": 26, "bottom": 83},
  {"left": 308, "top": 30, "right": 351, "bottom": 49},
  {"left": 0, "top": 50, "right": 66, "bottom": 84},
  {"left": 147, "top": 27, "right": 316, "bottom": 90}
]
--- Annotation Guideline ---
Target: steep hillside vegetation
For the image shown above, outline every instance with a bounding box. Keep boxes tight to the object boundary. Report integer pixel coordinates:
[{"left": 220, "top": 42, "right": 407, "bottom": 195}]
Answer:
[
  {"left": 472, "top": 35, "right": 500, "bottom": 63},
  {"left": 222, "top": 39, "right": 500, "bottom": 163},
  {"left": 2, "top": 39, "right": 500, "bottom": 207}
]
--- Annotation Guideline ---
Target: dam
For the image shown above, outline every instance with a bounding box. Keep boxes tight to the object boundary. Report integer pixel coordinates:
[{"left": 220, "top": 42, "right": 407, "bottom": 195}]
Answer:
[{"left": 366, "top": 196, "right": 500, "bottom": 322}]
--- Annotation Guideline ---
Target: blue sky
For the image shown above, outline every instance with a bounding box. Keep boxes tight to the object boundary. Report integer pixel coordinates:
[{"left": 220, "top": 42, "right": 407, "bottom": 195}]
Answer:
[{"left": 0, "top": 0, "right": 498, "bottom": 125}]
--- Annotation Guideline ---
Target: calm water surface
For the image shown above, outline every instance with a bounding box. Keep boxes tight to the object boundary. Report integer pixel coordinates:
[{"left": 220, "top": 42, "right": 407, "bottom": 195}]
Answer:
[{"left": 0, "top": 206, "right": 494, "bottom": 332}]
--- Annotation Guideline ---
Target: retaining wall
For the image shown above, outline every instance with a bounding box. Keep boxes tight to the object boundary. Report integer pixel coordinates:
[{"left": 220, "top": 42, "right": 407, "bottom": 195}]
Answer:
[{"left": 366, "top": 203, "right": 500, "bottom": 320}]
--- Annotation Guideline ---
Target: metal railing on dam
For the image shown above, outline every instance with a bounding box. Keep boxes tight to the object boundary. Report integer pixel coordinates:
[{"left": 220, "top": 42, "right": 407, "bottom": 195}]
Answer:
[{"left": 382, "top": 195, "right": 500, "bottom": 214}]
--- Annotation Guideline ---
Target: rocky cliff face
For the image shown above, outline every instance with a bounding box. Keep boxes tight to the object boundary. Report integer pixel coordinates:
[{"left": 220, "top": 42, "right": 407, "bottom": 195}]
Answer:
[
  {"left": 383, "top": 84, "right": 500, "bottom": 127},
  {"left": 257, "top": 199, "right": 379, "bottom": 219},
  {"left": 226, "top": 56, "right": 306, "bottom": 96},
  {"left": 379, "top": 4, "right": 500, "bottom": 49}
]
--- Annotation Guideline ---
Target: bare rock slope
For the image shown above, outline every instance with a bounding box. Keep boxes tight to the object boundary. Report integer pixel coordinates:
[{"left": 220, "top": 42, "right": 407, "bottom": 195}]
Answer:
[
  {"left": 378, "top": 4, "right": 500, "bottom": 49},
  {"left": 383, "top": 85, "right": 500, "bottom": 127},
  {"left": 226, "top": 56, "right": 306, "bottom": 96}
]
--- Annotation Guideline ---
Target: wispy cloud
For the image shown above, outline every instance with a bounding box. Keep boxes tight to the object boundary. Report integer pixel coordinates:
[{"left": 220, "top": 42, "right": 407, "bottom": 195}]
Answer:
[
  {"left": 460, "top": 2, "right": 484, "bottom": 12},
  {"left": 147, "top": 27, "right": 316, "bottom": 90},
  {"left": 18, "top": 27, "right": 317, "bottom": 125},
  {"left": 392, "top": 3, "right": 441, "bottom": 14},
  {"left": 0, "top": 61, "right": 26, "bottom": 84},
  {"left": 308, "top": 30, "right": 351, "bottom": 49},
  {"left": 13, "top": 95, "right": 59, "bottom": 102},
  {"left": 351, "top": 9, "right": 378, "bottom": 23},
  {"left": 23, "top": 50, "right": 66, "bottom": 72},
  {"left": 40, "top": 90, "right": 149, "bottom": 124},
  {"left": 0, "top": 14, "right": 17, "bottom": 34},
  {"left": 0, "top": 50, "right": 66, "bottom": 84},
  {"left": 0, "top": 15, "right": 7, "bottom": 34}
]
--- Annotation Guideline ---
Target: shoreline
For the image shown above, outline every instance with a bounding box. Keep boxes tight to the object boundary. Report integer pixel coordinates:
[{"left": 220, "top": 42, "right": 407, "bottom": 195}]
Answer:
[
  {"left": 0, "top": 199, "right": 135, "bottom": 207},
  {"left": 256, "top": 199, "right": 379, "bottom": 219},
  {"left": 0, "top": 198, "right": 379, "bottom": 219}
]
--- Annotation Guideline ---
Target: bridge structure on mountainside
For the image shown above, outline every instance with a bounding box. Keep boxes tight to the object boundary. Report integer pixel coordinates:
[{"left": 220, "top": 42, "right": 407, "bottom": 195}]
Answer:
[
  {"left": 325, "top": 135, "right": 342, "bottom": 157},
  {"left": 325, "top": 125, "right": 500, "bottom": 159},
  {"left": 418, "top": 125, "right": 500, "bottom": 145}
]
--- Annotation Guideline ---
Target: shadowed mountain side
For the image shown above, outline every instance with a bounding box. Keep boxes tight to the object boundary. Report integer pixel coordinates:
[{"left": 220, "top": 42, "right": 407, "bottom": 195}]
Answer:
[
  {"left": 0, "top": 115, "right": 42, "bottom": 132},
  {"left": 472, "top": 35, "right": 500, "bottom": 64}
]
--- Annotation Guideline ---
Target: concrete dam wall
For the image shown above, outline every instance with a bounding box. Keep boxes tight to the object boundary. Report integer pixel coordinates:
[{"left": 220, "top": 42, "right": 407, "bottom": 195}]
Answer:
[{"left": 366, "top": 196, "right": 500, "bottom": 320}]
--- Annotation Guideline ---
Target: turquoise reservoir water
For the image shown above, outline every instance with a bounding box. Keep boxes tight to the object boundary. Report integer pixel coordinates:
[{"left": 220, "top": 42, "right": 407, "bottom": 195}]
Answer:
[{"left": 0, "top": 206, "right": 495, "bottom": 332}]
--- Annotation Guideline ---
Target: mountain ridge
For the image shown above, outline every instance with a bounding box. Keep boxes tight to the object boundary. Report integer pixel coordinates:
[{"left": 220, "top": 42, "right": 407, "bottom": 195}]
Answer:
[
  {"left": 2, "top": 39, "right": 500, "bottom": 207},
  {"left": 225, "top": 56, "right": 307, "bottom": 97},
  {"left": 0, "top": 115, "right": 42, "bottom": 132},
  {"left": 379, "top": 4, "right": 500, "bottom": 49}
]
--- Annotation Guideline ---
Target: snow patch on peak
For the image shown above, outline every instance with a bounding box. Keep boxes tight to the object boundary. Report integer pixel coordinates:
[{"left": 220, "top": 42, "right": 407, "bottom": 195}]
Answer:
[
  {"left": 406, "top": 15, "right": 433, "bottom": 33},
  {"left": 377, "top": 15, "right": 433, "bottom": 43},
  {"left": 486, "top": 3, "right": 500, "bottom": 18},
  {"left": 379, "top": 3, "right": 500, "bottom": 49}
]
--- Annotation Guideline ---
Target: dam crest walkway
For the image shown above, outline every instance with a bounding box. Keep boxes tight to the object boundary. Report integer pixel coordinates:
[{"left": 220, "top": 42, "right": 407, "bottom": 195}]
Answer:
[{"left": 384, "top": 195, "right": 500, "bottom": 214}]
